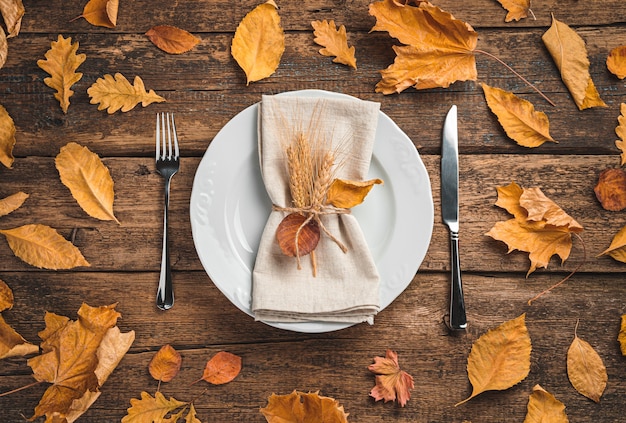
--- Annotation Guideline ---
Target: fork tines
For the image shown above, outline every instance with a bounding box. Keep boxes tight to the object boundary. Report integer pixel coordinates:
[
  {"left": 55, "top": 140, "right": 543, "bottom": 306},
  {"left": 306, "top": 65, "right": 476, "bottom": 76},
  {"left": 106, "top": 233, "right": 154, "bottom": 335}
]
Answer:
[{"left": 156, "top": 112, "right": 180, "bottom": 161}]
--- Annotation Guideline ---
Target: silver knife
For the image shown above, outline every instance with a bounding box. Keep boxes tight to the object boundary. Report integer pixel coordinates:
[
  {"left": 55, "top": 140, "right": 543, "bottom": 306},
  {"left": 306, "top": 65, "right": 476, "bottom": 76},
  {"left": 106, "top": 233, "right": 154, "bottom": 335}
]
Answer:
[{"left": 441, "top": 105, "right": 467, "bottom": 330}]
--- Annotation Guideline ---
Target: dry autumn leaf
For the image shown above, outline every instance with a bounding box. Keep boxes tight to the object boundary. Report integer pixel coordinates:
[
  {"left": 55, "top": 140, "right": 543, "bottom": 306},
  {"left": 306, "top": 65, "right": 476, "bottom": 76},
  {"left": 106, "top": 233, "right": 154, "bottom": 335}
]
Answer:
[
  {"left": 311, "top": 19, "right": 357, "bottom": 69},
  {"left": 457, "top": 314, "right": 531, "bottom": 405},
  {"left": 87, "top": 73, "right": 165, "bottom": 114},
  {"left": 0, "top": 191, "right": 27, "bottom": 217},
  {"left": 0, "top": 27, "right": 7, "bottom": 70},
  {"left": 0, "top": 0, "right": 25, "bottom": 37},
  {"left": 0, "top": 278, "right": 12, "bottom": 311},
  {"left": 542, "top": 15, "right": 606, "bottom": 110},
  {"left": 78, "top": 0, "right": 118, "bottom": 28},
  {"left": 56, "top": 142, "right": 119, "bottom": 223},
  {"left": 122, "top": 391, "right": 187, "bottom": 423},
  {"left": 149, "top": 344, "right": 182, "bottom": 383},
  {"left": 523, "top": 384, "right": 569, "bottom": 423},
  {"left": 594, "top": 168, "right": 626, "bottom": 211},
  {"left": 496, "top": 0, "right": 534, "bottom": 22},
  {"left": 0, "top": 103, "right": 16, "bottom": 168},
  {"left": 0, "top": 314, "right": 39, "bottom": 360},
  {"left": 200, "top": 351, "right": 242, "bottom": 385},
  {"left": 567, "top": 321, "right": 607, "bottom": 403},
  {"left": 231, "top": 0, "right": 284, "bottom": 85},
  {"left": 145, "top": 25, "right": 200, "bottom": 54},
  {"left": 37, "top": 35, "right": 86, "bottom": 114},
  {"left": 260, "top": 390, "right": 349, "bottom": 423},
  {"left": 369, "top": 0, "right": 477, "bottom": 94},
  {"left": 276, "top": 212, "right": 321, "bottom": 257},
  {"left": 607, "top": 45, "right": 626, "bottom": 79},
  {"left": 0, "top": 224, "right": 90, "bottom": 269},
  {"left": 619, "top": 315, "right": 626, "bottom": 356},
  {"left": 368, "top": 349, "right": 414, "bottom": 407},
  {"left": 326, "top": 178, "right": 383, "bottom": 209},
  {"left": 615, "top": 103, "right": 626, "bottom": 165},
  {"left": 481, "top": 83, "right": 555, "bottom": 148}
]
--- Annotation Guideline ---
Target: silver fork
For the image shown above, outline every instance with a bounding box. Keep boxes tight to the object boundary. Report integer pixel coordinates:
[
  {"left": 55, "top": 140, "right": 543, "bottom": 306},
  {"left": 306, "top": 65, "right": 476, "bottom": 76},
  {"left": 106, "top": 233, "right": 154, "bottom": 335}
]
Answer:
[{"left": 155, "top": 112, "right": 180, "bottom": 310}]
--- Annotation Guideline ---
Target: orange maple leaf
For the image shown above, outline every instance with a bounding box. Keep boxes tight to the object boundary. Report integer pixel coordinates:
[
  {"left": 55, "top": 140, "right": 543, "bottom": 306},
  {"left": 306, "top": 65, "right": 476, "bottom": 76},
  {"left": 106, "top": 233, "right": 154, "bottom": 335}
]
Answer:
[{"left": 368, "top": 349, "right": 414, "bottom": 407}]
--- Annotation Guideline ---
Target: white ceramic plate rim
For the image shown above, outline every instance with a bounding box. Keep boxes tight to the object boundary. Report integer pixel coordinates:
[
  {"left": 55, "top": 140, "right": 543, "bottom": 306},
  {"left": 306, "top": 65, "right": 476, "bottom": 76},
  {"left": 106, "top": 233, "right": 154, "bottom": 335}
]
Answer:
[{"left": 190, "top": 89, "right": 434, "bottom": 333}]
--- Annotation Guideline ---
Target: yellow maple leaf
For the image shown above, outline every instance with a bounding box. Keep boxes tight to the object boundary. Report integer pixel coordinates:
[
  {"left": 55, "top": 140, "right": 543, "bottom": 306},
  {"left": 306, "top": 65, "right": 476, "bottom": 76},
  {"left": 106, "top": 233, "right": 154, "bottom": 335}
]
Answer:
[
  {"left": 1, "top": 279, "right": 39, "bottom": 359},
  {"left": 615, "top": 103, "right": 626, "bottom": 166},
  {"left": 481, "top": 83, "right": 556, "bottom": 148},
  {"left": 260, "top": 390, "right": 349, "bottom": 423},
  {"left": 37, "top": 35, "right": 86, "bottom": 114},
  {"left": 496, "top": 0, "right": 534, "bottom": 22},
  {"left": 55, "top": 142, "right": 119, "bottom": 223},
  {"left": 457, "top": 313, "right": 531, "bottom": 405},
  {"left": 122, "top": 391, "right": 187, "bottom": 423},
  {"left": 87, "top": 73, "right": 165, "bottom": 114},
  {"left": 0, "top": 0, "right": 25, "bottom": 37},
  {"left": 0, "top": 191, "right": 28, "bottom": 217},
  {"left": 523, "top": 385, "right": 569, "bottom": 423},
  {"left": 567, "top": 322, "right": 607, "bottom": 403},
  {"left": 619, "top": 315, "right": 626, "bottom": 356},
  {"left": 607, "top": 45, "right": 626, "bottom": 79},
  {"left": 369, "top": 0, "right": 477, "bottom": 94},
  {"left": 0, "top": 103, "right": 16, "bottom": 168},
  {"left": 311, "top": 19, "right": 357, "bottom": 69},
  {"left": 542, "top": 15, "right": 606, "bottom": 110},
  {"left": 79, "top": 0, "right": 118, "bottom": 28},
  {"left": 0, "top": 278, "right": 12, "bottom": 311},
  {"left": 0, "top": 224, "right": 90, "bottom": 269},
  {"left": 231, "top": 0, "right": 285, "bottom": 85}
]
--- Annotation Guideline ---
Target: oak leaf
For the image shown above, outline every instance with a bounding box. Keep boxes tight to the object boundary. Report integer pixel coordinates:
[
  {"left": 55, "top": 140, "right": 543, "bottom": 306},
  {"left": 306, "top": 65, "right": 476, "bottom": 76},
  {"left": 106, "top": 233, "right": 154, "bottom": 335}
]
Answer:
[
  {"left": 615, "top": 103, "right": 626, "bottom": 165},
  {"left": 542, "top": 15, "right": 606, "bottom": 110},
  {"left": 145, "top": 25, "right": 200, "bottom": 55},
  {"left": 56, "top": 142, "right": 119, "bottom": 223},
  {"left": 311, "top": 19, "right": 357, "bottom": 69},
  {"left": 149, "top": 344, "right": 182, "bottom": 383},
  {"left": 567, "top": 322, "right": 607, "bottom": 402},
  {"left": 0, "top": 191, "right": 27, "bottom": 217},
  {"left": 486, "top": 182, "right": 583, "bottom": 276},
  {"left": 457, "top": 314, "right": 531, "bottom": 405},
  {"left": 37, "top": 35, "right": 86, "bottom": 114},
  {"left": 326, "top": 178, "right": 383, "bottom": 209},
  {"left": 87, "top": 73, "right": 165, "bottom": 114},
  {"left": 231, "top": 0, "right": 285, "bottom": 85},
  {"left": 482, "top": 83, "right": 555, "bottom": 148},
  {"left": 369, "top": 0, "right": 477, "bottom": 94},
  {"left": 496, "top": 0, "right": 534, "bottom": 22},
  {"left": 276, "top": 212, "right": 320, "bottom": 257},
  {"left": 0, "top": 103, "right": 16, "bottom": 168},
  {"left": 368, "top": 349, "right": 414, "bottom": 407},
  {"left": 201, "top": 350, "right": 242, "bottom": 385},
  {"left": 0, "top": 224, "right": 90, "bottom": 269},
  {"left": 607, "top": 45, "right": 626, "bottom": 79},
  {"left": 0, "top": 0, "right": 24, "bottom": 37},
  {"left": 593, "top": 168, "right": 626, "bottom": 211},
  {"left": 260, "top": 390, "right": 349, "bottom": 423},
  {"left": 619, "top": 315, "right": 626, "bottom": 356},
  {"left": 523, "top": 384, "right": 569, "bottom": 423},
  {"left": 122, "top": 391, "right": 187, "bottom": 423},
  {"left": 79, "top": 0, "right": 118, "bottom": 28}
]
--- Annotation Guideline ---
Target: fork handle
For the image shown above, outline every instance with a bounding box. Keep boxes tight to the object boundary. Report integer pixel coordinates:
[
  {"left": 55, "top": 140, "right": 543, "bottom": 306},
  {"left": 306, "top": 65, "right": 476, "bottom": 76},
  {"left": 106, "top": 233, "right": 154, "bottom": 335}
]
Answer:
[
  {"left": 449, "top": 230, "right": 467, "bottom": 330},
  {"left": 157, "top": 176, "right": 174, "bottom": 310}
]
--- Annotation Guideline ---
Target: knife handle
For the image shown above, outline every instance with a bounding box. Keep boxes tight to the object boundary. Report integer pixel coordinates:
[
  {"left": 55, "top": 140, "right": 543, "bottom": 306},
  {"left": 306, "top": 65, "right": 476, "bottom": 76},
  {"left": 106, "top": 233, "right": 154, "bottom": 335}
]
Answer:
[{"left": 449, "top": 231, "right": 467, "bottom": 330}]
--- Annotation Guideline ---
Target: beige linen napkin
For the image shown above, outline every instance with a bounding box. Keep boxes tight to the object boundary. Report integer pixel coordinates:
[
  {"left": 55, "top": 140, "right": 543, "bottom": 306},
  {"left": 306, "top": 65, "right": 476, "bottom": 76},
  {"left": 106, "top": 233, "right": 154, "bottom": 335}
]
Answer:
[{"left": 251, "top": 93, "right": 381, "bottom": 324}]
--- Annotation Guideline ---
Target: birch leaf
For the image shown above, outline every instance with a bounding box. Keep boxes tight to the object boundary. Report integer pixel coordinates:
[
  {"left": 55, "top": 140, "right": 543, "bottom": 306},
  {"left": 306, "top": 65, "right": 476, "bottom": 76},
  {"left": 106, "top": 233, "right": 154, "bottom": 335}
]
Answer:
[
  {"left": 607, "top": 45, "right": 626, "bottom": 79},
  {"left": 542, "top": 15, "right": 606, "bottom": 110},
  {"left": 599, "top": 225, "right": 626, "bottom": 263},
  {"left": 0, "top": 103, "right": 16, "bottom": 168},
  {"left": 145, "top": 25, "right": 200, "bottom": 54},
  {"left": 594, "top": 168, "right": 626, "bottom": 211},
  {"left": 122, "top": 391, "right": 187, "bottom": 423},
  {"left": 567, "top": 323, "right": 607, "bottom": 402},
  {"left": 201, "top": 351, "right": 242, "bottom": 385},
  {"left": 37, "top": 35, "right": 86, "bottom": 114},
  {"left": 0, "top": 224, "right": 90, "bottom": 269},
  {"left": 457, "top": 313, "right": 531, "bottom": 405},
  {"left": 231, "top": 0, "right": 285, "bottom": 85},
  {"left": 56, "top": 142, "right": 119, "bottom": 223},
  {"left": 0, "top": 191, "right": 28, "bottom": 217},
  {"left": 87, "top": 73, "right": 165, "bottom": 114},
  {"left": 619, "top": 315, "right": 626, "bottom": 356},
  {"left": 80, "top": 0, "right": 118, "bottom": 28},
  {"left": 0, "top": 314, "right": 39, "bottom": 359},
  {"left": 260, "top": 391, "right": 349, "bottom": 423},
  {"left": 615, "top": 103, "right": 626, "bottom": 165},
  {"left": 0, "top": 0, "right": 24, "bottom": 37},
  {"left": 149, "top": 344, "right": 182, "bottom": 383},
  {"left": 523, "top": 384, "right": 569, "bottom": 423},
  {"left": 496, "top": 0, "right": 533, "bottom": 22},
  {"left": 482, "top": 83, "right": 555, "bottom": 148},
  {"left": 311, "top": 19, "right": 357, "bottom": 69}
]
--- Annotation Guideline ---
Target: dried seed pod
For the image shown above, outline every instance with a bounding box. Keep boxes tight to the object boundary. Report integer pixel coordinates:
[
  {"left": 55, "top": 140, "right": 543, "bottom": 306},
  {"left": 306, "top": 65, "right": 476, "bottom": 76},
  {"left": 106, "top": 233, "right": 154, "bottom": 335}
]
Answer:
[{"left": 276, "top": 212, "right": 320, "bottom": 257}]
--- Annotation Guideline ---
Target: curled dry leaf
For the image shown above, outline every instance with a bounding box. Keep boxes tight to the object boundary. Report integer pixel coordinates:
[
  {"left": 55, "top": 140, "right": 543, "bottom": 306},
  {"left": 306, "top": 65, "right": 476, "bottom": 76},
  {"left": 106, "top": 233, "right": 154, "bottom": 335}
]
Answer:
[
  {"left": 56, "top": 142, "right": 119, "bottom": 223},
  {"left": 201, "top": 351, "right": 242, "bottom": 385},
  {"left": 0, "top": 27, "right": 6, "bottom": 70},
  {"left": 567, "top": 322, "right": 607, "bottom": 402},
  {"left": 231, "top": 0, "right": 285, "bottom": 85},
  {"left": 122, "top": 391, "right": 187, "bottom": 423},
  {"left": 79, "top": 0, "right": 118, "bottom": 28},
  {"left": 0, "top": 191, "right": 28, "bottom": 217},
  {"left": 615, "top": 103, "right": 626, "bottom": 166},
  {"left": 607, "top": 45, "right": 626, "bottom": 79},
  {"left": 481, "top": 83, "right": 555, "bottom": 148},
  {"left": 149, "top": 344, "right": 182, "bottom": 383},
  {"left": 37, "top": 35, "right": 86, "bottom": 114},
  {"left": 326, "top": 178, "right": 383, "bottom": 209},
  {"left": 593, "top": 168, "right": 626, "bottom": 211},
  {"left": 276, "top": 212, "right": 320, "bottom": 257},
  {"left": 0, "top": 224, "right": 90, "bottom": 269},
  {"left": 457, "top": 314, "right": 531, "bottom": 405},
  {"left": 0, "top": 314, "right": 39, "bottom": 360},
  {"left": 523, "top": 384, "right": 569, "bottom": 423},
  {"left": 311, "top": 19, "right": 357, "bottom": 69},
  {"left": 260, "top": 390, "right": 349, "bottom": 423},
  {"left": 145, "top": 25, "right": 200, "bottom": 55},
  {"left": 0, "top": 103, "right": 16, "bottom": 168},
  {"left": 496, "top": 0, "right": 534, "bottom": 22},
  {"left": 0, "top": 0, "right": 25, "bottom": 37},
  {"left": 369, "top": 0, "right": 477, "bottom": 94},
  {"left": 0, "top": 278, "right": 12, "bottom": 311},
  {"left": 619, "top": 315, "right": 626, "bottom": 356},
  {"left": 368, "top": 349, "right": 414, "bottom": 407},
  {"left": 87, "top": 73, "right": 165, "bottom": 114},
  {"left": 600, "top": 225, "right": 626, "bottom": 263},
  {"left": 542, "top": 15, "right": 606, "bottom": 110}
]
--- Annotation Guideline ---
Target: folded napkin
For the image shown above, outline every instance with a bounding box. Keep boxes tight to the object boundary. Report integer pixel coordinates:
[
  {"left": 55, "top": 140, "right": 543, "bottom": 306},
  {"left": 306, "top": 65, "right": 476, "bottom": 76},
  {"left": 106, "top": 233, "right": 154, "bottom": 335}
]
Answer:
[{"left": 251, "top": 93, "right": 381, "bottom": 324}]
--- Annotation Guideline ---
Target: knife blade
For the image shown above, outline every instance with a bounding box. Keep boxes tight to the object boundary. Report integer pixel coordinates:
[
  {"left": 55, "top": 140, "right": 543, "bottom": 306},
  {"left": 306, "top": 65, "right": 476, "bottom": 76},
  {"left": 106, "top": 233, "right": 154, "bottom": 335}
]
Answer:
[{"left": 441, "top": 105, "right": 467, "bottom": 330}]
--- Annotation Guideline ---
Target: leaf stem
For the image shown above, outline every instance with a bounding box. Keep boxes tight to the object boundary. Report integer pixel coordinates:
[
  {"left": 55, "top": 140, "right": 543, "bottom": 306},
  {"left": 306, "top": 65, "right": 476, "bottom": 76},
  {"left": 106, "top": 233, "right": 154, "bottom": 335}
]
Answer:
[
  {"left": 475, "top": 49, "right": 556, "bottom": 107},
  {"left": 0, "top": 380, "right": 42, "bottom": 397}
]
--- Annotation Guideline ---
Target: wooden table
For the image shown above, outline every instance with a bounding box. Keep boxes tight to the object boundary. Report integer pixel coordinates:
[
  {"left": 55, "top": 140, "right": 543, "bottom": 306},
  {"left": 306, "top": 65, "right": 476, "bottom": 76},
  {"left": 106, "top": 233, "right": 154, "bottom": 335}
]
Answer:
[{"left": 1, "top": 1, "right": 625, "bottom": 421}]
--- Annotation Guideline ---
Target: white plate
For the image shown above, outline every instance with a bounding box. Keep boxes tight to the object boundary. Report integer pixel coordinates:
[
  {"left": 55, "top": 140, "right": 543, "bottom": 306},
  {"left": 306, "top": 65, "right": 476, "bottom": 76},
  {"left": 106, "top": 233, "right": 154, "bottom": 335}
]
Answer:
[{"left": 190, "top": 90, "right": 433, "bottom": 333}]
